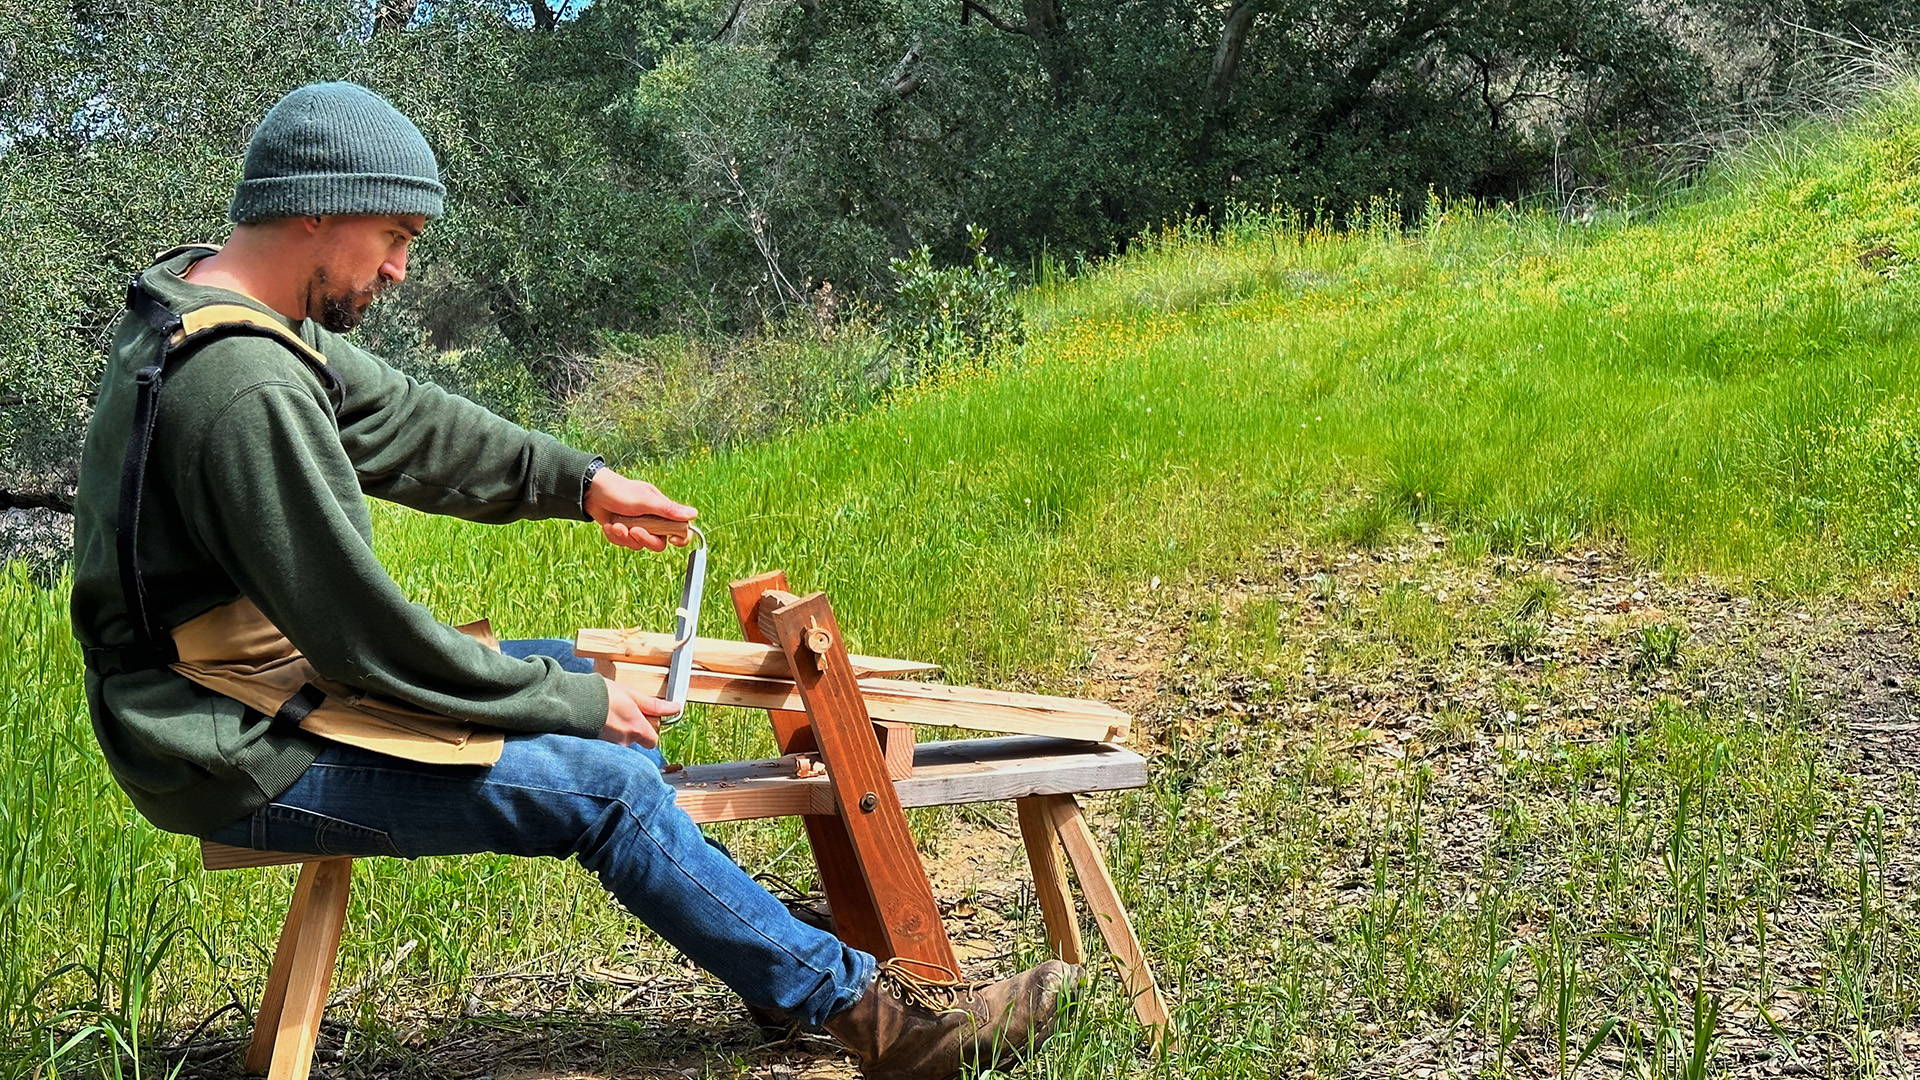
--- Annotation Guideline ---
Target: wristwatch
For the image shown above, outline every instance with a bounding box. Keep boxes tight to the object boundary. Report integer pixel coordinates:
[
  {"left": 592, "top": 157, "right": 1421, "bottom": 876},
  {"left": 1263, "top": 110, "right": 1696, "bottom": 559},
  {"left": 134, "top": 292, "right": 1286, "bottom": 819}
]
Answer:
[{"left": 581, "top": 455, "right": 606, "bottom": 514}]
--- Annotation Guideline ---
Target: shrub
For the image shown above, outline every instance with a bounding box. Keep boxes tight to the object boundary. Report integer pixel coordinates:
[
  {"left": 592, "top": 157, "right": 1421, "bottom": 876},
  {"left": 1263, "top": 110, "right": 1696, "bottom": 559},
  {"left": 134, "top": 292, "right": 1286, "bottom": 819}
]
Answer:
[{"left": 881, "top": 225, "right": 1025, "bottom": 387}]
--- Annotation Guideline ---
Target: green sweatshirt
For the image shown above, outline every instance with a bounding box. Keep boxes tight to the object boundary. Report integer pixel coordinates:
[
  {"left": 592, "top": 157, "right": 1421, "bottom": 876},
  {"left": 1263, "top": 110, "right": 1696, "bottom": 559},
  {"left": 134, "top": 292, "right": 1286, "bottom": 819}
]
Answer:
[{"left": 68, "top": 246, "right": 610, "bottom": 837}]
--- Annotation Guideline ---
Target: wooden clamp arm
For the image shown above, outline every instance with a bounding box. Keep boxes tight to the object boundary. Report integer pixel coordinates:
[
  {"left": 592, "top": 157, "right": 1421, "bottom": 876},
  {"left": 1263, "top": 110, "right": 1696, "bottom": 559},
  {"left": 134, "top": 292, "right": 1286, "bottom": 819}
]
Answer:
[
  {"left": 753, "top": 589, "right": 802, "bottom": 644},
  {"left": 767, "top": 589, "right": 958, "bottom": 969}
]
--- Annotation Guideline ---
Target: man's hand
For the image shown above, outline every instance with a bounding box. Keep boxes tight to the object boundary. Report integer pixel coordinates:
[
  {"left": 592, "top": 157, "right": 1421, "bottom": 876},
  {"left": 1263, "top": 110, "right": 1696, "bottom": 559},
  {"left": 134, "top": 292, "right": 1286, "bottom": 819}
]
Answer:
[
  {"left": 598, "top": 677, "right": 679, "bottom": 748},
  {"left": 584, "top": 466, "right": 697, "bottom": 552}
]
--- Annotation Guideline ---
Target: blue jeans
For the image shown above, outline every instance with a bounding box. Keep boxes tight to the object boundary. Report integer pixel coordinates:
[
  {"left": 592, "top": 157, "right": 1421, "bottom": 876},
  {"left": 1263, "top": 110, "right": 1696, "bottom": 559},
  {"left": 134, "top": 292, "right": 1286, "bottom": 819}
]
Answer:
[{"left": 204, "top": 638, "right": 877, "bottom": 1027}]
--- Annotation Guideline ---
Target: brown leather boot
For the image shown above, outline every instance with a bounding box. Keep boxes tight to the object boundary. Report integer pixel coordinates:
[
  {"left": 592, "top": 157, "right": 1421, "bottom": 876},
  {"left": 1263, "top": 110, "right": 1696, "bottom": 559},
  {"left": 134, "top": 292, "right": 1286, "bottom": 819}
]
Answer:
[{"left": 823, "top": 957, "right": 1082, "bottom": 1080}]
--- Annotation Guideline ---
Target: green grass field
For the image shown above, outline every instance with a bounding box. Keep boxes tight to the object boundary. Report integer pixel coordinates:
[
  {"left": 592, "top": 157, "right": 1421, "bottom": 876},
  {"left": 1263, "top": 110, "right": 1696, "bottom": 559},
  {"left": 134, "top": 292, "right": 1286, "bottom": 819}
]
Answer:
[{"left": 8, "top": 84, "right": 1920, "bottom": 1079}]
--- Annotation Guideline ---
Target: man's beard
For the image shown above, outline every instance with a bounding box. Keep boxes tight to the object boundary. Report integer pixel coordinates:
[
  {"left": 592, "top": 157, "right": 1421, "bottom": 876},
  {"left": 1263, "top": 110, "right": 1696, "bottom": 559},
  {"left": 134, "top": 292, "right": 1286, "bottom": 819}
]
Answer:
[{"left": 311, "top": 266, "right": 385, "bottom": 332}]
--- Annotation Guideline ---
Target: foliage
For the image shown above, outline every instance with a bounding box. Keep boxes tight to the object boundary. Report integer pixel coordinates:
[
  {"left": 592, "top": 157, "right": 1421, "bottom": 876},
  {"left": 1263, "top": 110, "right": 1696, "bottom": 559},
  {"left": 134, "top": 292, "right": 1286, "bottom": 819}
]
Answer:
[
  {"left": 1629, "top": 622, "right": 1690, "bottom": 676},
  {"left": 881, "top": 225, "right": 1026, "bottom": 385},
  {"left": 10, "top": 0, "right": 1920, "bottom": 497},
  {"left": 560, "top": 321, "right": 887, "bottom": 465}
]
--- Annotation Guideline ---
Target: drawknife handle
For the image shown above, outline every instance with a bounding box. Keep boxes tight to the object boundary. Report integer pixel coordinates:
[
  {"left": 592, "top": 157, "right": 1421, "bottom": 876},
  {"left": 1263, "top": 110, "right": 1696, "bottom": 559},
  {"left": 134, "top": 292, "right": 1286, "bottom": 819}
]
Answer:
[{"left": 608, "top": 514, "right": 697, "bottom": 543}]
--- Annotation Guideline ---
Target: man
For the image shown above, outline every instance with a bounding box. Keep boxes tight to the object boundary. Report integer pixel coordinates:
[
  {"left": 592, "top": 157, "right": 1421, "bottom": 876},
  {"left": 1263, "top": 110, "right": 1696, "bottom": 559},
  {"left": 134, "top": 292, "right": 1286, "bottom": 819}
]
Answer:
[{"left": 67, "top": 81, "right": 1075, "bottom": 1079}]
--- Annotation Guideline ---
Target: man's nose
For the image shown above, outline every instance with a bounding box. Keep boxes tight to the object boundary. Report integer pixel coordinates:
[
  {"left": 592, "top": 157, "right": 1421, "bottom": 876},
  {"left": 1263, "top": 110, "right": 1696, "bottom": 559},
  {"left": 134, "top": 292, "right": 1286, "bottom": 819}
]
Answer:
[{"left": 380, "top": 252, "right": 408, "bottom": 285}]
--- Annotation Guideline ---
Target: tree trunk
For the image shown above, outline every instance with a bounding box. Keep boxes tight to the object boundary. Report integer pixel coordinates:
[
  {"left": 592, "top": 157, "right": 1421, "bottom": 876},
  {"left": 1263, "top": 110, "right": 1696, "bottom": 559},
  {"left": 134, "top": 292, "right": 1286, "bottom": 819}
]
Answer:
[
  {"left": 1196, "top": 0, "right": 1261, "bottom": 159},
  {"left": 1311, "top": 0, "right": 1462, "bottom": 138},
  {"left": 1207, "top": 0, "right": 1259, "bottom": 115},
  {"left": 1020, "top": 0, "right": 1075, "bottom": 104}
]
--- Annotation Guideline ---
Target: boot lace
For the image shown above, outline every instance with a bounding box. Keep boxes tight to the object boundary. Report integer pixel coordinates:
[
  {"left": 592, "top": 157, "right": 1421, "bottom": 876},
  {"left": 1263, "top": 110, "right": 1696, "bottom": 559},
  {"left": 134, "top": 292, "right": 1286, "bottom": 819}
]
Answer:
[{"left": 873, "top": 956, "right": 995, "bottom": 1015}]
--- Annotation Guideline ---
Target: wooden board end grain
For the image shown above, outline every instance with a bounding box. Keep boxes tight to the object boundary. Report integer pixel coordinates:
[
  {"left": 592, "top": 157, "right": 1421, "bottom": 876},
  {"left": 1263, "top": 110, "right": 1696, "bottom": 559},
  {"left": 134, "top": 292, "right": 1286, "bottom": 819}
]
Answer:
[{"left": 877, "top": 720, "right": 915, "bottom": 780}]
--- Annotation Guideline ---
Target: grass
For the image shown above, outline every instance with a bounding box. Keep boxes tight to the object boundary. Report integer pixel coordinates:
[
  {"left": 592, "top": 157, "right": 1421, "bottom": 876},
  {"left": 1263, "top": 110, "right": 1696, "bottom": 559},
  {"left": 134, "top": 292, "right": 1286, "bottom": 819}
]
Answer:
[
  {"left": 8, "top": 80, "right": 1920, "bottom": 1077},
  {"left": 1129, "top": 541, "right": 1917, "bottom": 1078}
]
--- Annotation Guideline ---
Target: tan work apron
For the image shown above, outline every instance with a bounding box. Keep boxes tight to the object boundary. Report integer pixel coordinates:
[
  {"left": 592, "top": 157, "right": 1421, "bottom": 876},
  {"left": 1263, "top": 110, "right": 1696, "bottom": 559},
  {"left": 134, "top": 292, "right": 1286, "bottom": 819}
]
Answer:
[{"left": 168, "top": 596, "right": 506, "bottom": 765}]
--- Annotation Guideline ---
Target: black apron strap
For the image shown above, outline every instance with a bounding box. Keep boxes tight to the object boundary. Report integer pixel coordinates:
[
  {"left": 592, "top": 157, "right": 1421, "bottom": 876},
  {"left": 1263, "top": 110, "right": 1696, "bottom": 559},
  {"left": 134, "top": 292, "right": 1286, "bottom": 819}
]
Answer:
[
  {"left": 272, "top": 683, "right": 328, "bottom": 733},
  {"left": 114, "top": 273, "right": 186, "bottom": 668}
]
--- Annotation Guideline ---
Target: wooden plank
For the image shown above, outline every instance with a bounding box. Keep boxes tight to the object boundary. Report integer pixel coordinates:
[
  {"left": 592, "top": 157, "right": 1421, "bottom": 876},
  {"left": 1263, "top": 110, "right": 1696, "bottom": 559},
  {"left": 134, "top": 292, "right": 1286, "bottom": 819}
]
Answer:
[
  {"left": 729, "top": 572, "right": 887, "bottom": 955},
  {"left": 601, "top": 661, "right": 1128, "bottom": 744},
  {"left": 205, "top": 841, "right": 344, "bottom": 872},
  {"left": 574, "top": 628, "right": 941, "bottom": 680},
  {"left": 202, "top": 738, "right": 1150, "bottom": 871},
  {"left": 668, "top": 736, "right": 1148, "bottom": 823},
  {"left": 1017, "top": 796, "right": 1084, "bottom": 965},
  {"left": 1045, "top": 796, "right": 1170, "bottom": 1049},
  {"left": 768, "top": 591, "right": 957, "bottom": 969},
  {"left": 267, "top": 858, "right": 352, "bottom": 1080},
  {"left": 862, "top": 677, "right": 1130, "bottom": 722}
]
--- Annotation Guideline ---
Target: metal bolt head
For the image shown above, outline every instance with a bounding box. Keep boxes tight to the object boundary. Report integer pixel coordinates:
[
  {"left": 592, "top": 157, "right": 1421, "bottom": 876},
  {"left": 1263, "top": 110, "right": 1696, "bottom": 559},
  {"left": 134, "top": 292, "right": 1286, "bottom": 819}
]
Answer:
[{"left": 859, "top": 792, "right": 878, "bottom": 813}]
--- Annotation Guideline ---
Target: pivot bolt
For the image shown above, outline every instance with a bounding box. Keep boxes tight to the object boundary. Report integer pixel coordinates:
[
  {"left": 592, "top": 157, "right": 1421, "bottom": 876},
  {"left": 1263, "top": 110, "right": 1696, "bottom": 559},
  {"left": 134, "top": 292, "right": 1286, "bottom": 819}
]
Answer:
[{"left": 804, "top": 625, "right": 834, "bottom": 655}]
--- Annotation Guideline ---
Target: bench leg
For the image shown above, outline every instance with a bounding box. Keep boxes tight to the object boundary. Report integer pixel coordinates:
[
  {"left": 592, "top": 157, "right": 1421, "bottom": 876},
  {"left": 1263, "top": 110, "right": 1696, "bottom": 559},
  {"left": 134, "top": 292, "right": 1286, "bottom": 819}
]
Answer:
[
  {"left": 1016, "top": 796, "right": 1084, "bottom": 964},
  {"left": 244, "top": 858, "right": 352, "bottom": 1079},
  {"left": 1042, "top": 795, "right": 1171, "bottom": 1050}
]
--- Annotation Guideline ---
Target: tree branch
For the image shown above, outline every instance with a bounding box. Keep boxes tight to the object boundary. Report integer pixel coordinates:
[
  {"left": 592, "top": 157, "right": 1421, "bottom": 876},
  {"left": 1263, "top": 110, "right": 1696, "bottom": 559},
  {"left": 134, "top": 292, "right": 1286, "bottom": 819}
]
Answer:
[
  {"left": 885, "top": 43, "right": 927, "bottom": 99},
  {"left": 0, "top": 488, "right": 75, "bottom": 513},
  {"left": 960, "top": 0, "right": 1029, "bottom": 35},
  {"left": 710, "top": 0, "right": 747, "bottom": 41},
  {"left": 1313, "top": 0, "right": 1464, "bottom": 135}
]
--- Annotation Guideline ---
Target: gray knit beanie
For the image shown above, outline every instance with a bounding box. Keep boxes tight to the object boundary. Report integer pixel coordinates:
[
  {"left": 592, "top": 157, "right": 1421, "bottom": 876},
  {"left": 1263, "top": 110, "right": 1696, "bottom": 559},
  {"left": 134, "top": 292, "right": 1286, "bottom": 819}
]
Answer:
[{"left": 228, "top": 82, "right": 445, "bottom": 224}]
